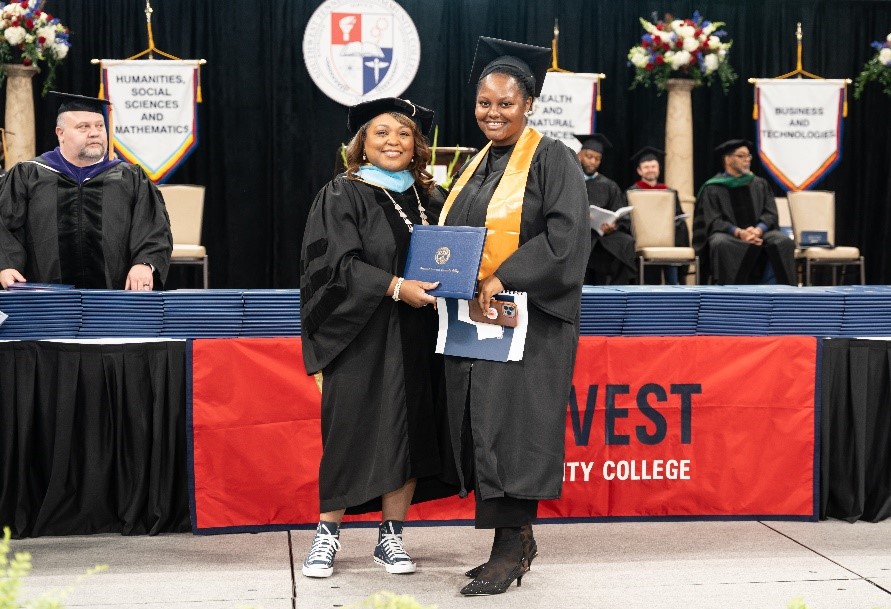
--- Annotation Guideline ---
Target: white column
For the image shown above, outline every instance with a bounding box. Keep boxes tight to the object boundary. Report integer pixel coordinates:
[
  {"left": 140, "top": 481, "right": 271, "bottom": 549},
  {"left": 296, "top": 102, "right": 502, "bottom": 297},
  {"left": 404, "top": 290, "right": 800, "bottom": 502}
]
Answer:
[{"left": 4, "top": 64, "right": 40, "bottom": 170}]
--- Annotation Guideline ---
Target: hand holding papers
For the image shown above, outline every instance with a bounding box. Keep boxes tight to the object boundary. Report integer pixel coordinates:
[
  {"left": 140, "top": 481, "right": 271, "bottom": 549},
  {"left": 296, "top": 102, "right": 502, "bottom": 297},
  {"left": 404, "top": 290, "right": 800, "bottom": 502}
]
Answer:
[
  {"left": 435, "top": 292, "right": 528, "bottom": 362},
  {"left": 589, "top": 205, "right": 632, "bottom": 236}
]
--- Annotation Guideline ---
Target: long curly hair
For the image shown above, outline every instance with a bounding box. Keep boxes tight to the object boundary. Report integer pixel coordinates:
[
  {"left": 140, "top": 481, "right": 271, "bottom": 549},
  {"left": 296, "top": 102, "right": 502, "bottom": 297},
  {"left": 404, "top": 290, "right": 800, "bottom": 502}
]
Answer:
[{"left": 345, "top": 112, "right": 435, "bottom": 192}]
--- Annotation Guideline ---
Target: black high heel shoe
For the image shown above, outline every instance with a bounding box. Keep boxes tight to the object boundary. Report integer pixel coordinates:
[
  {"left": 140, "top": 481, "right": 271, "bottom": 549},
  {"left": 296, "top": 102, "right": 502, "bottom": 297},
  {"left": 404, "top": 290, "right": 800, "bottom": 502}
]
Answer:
[
  {"left": 460, "top": 527, "right": 529, "bottom": 596},
  {"left": 464, "top": 523, "right": 537, "bottom": 578},
  {"left": 460, "top": 556, "right": 528, "bottom": 595}
]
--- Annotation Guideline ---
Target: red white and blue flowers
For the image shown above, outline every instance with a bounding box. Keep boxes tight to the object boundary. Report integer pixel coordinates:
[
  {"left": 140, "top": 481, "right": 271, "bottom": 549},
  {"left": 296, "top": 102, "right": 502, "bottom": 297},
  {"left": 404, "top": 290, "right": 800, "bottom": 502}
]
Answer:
[
  {"left": 854, "top": 33, "right": 891, "bottom": 98},
  {"left": 628, "top": 11, "right": 737, "bottom": 93},
  {"left": 0, "top": 1, "right": 70, "bottom": 94}
]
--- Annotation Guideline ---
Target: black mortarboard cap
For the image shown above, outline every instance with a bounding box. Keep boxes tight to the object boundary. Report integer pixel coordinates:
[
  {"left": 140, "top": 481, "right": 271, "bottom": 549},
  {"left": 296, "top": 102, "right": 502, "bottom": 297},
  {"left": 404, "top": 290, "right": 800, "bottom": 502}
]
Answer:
[
  {"left": 631, "top": 146, "right": 665, "bottom": 167},
  {"left": 50, "top": 91, "right": 111, "bottom": 116},
  {"left": 574, "top": 133, "right": 612, "bottom": 153},
  {"left": 347, "top": 97, "right": 434, "bottom": 136},
  {"left": 714, "top": 139, "right": 754, "bottom": 156},
  {"left": 468, "top": 37, "right": 551, "bottom": 98}
]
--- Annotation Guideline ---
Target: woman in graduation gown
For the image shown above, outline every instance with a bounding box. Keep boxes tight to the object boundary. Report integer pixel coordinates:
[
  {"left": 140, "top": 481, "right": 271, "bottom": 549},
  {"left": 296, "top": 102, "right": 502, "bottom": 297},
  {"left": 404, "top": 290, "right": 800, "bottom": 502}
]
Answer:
[
  {"left": 440, "top": 38, "right": 590, "bottom": 596},
  {"left": 299, "top": 97, "right": 457, "bottom": 579}
]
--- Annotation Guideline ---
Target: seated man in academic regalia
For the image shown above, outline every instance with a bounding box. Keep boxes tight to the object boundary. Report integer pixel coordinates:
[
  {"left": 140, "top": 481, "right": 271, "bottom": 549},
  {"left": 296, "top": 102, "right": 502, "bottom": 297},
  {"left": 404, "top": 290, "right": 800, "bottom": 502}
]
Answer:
[
  {"left": 692, "top": 139, "right": 795, "bottom": 285},
  {"left": 627, "top": 146, "right": 690, "bottom": 284},
  {"left": 576, "top": 134, "right": 636, "bottom": 285}
]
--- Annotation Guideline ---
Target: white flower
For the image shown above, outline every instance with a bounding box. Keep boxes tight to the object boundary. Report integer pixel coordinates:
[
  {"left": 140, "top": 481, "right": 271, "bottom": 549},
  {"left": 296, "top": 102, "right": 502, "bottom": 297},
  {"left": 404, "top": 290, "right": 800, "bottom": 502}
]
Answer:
[
  {"left": 880, "top": 47, "right": 891, "bottom": 66},
  {"left": 4, "top": 26, "right": 26, "bottom": 46},
  {"left": 628, "top": 47, "right": 649, "bottom": 68},
  {"left": 640, "top": 18, "right": 658, "bottom": 35},
  {"left": 886, "top": 32, "right": 891, "bottom": 43},
  {"left": 708, "top": 35, "right": 722, "bottom": 49},
  {"left": 51, "top": 41, "right": 68, "bottom": 59},
  {"left": 702, "top": 23, "right": 717, "bottom": 36},
  {"left": 37, "top": 26, "right": 55, "bottom": 45},
  {"left": 670, "top": 20, "right": 684, "bottom": 34},
  {"left": 676, "top": 24, "right": 696, "bottom": 39},
  {"left": 670, "top": 50, "right": 691, "bottom": 70},
  {"left": 703, "top": 53, "right": 720, "bottom": 74},
  {"left": 719, "top": 48, "right": 728, "bottom": 58},
  {"left": 683, "top": 36, "right": 699, "bottom": 53}
]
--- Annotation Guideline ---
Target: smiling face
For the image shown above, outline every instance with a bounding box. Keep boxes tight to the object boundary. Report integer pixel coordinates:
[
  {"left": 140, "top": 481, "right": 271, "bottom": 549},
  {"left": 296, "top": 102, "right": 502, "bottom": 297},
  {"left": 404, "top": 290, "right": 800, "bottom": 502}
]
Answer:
[
  {"left": 362, "top": 112, "right": 415, "bottom": 172},
  {"left": 56, "top": 111, "right": 108, "bottom": 167},
  {"left": 475, "top": 73, "right": 532, "bottom": 147},
  {"left": 637, "top": 159, "right": 661, "bottom": 183}
]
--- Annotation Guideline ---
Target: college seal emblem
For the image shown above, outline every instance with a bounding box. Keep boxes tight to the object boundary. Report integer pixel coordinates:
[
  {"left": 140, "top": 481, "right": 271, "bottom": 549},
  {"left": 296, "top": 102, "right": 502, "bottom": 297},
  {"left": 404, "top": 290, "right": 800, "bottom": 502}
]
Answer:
[
  {"left": 435, "top": 247, "right": 451, "bottom": 265},
  {"left": 303, "top": 0, "right": 421, "bottom": 106}
]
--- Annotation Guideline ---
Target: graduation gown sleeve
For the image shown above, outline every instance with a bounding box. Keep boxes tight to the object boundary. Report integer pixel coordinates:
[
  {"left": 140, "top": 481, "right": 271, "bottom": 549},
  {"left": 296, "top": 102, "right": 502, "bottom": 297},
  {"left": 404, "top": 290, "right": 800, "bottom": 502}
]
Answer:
[
  {"left": 300, "top": 176, "right": 396, "bottom": 374},
  {"left": 0, "top": 166, "right": 30, "bottom": 273}
]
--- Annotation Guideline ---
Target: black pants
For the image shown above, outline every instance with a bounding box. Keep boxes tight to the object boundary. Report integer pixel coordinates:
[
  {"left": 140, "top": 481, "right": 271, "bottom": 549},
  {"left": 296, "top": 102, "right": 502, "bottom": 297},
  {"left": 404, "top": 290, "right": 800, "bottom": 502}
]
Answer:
[{"left": 462, "top": 397, "right": 539, "bottom": 529}]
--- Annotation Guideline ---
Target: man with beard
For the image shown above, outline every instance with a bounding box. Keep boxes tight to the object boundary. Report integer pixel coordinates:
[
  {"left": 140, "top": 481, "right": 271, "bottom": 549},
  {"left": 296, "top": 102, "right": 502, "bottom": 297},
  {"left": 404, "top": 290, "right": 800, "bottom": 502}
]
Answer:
[
  {"left": 693, "top": 139, "right": 795, "bottom": 285},
  {"left": 627, "top": 146, "right": 690, "bottom": 284},
  {"left": 576, "top": 134, "right": 636, "bottom": 285},
  {"left": 0, "top": 93, "right": 171, "bottom": 290}
]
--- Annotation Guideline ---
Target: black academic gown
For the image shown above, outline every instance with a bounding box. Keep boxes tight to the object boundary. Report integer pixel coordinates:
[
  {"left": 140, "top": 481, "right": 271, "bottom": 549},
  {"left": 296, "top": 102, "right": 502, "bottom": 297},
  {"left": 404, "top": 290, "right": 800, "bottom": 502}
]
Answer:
[
  {"left": 585, "top": 174, "right": 637, "bottom": 285},
  {"left": 0, "top": 157, "right": 172, "bottom": 288},
  {"left": 300, "top": 176, "right": 458, "bottom": 514},
  {"left": 442, "top": 137, "right": 589, "bottom": 502},
  {"left": 693, "top": 175, "right": 796, "bottom": 285}
]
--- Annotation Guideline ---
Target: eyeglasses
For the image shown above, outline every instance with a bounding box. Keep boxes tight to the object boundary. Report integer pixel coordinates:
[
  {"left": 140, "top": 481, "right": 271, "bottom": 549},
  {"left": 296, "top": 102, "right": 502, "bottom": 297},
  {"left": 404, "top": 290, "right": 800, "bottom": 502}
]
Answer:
[{"left": 731, "top": 153, "right": 753, "bottom": 160}]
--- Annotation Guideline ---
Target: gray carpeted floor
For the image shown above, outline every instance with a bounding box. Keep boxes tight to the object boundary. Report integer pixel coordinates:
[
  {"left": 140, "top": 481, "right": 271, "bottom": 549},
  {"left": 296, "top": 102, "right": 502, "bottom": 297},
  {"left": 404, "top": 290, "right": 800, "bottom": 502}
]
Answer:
[{"left": 10, "top": 519, "right": 891, "bottom": 609}]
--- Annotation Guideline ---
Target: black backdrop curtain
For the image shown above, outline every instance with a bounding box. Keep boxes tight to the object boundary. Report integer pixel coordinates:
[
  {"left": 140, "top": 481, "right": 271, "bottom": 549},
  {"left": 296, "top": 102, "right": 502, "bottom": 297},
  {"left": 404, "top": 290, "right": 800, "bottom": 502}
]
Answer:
[{"left": 9, "top": 0, "right": 891, "bottom": 287}]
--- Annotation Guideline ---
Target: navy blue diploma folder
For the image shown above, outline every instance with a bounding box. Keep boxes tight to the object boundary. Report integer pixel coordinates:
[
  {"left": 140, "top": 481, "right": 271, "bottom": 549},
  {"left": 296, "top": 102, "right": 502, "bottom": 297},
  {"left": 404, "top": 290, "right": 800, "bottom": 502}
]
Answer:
[{"left": 404, "top": 225, "right": 487, "bottom": 299}]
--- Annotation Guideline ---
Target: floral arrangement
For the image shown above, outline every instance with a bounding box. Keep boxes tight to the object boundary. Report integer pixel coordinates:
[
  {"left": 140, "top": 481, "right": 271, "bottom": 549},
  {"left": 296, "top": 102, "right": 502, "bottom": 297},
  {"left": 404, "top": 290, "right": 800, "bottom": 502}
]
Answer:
[
  {"left": 854, "top": 33, "right": 891, "bottom": 99},
  {"left": 627, "top": 11, "right": 737, "bottom": 93},
  {"left": 0, "top": 1, "right": 70, "bottom": 95}
]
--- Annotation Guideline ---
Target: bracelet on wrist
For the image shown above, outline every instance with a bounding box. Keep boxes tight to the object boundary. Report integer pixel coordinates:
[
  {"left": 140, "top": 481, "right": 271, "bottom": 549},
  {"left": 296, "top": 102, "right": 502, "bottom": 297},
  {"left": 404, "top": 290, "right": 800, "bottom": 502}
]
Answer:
[{"left": 392, "top": 277, "right": 404, "bottom": 302}]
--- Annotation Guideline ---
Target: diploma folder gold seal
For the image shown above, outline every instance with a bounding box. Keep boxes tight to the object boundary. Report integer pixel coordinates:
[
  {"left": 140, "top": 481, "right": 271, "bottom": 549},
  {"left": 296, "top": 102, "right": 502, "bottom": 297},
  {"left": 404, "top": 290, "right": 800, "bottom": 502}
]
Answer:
[{"left": 404, "top": 225, "right": 487, "bottom": 300}]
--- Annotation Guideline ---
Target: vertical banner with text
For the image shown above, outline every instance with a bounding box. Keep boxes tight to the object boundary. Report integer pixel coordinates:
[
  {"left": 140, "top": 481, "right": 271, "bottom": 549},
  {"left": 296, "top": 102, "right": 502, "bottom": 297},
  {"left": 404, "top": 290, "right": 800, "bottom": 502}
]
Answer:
[
  {"left": 754, "top": 79, "right": 846, "bottom": 191},
  {"left": 527, "top": 72, "right": 600, "bottom": 152},
  {"left": 101, "top": 60, "right": 200, "bottom": 183}
]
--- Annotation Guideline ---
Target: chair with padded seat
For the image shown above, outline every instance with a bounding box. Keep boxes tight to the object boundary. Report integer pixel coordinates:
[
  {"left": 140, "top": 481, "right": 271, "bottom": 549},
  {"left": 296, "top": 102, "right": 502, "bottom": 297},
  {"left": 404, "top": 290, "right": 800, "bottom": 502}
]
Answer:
[
  {"left": 786, "top": 190, "right": 864, "bottom": 286},
  {"left": 626, "top": 189, "right": 700, "bottom": 285},
  {"left": 157, "top": 184, "right": 209, "bottom": 289}
]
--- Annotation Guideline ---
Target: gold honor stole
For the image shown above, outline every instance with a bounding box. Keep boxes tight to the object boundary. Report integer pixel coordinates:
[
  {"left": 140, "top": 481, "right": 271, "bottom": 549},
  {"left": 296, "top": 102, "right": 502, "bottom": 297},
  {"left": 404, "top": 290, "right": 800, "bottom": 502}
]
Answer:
[{"left": 439, "top": 127, "right": 543, "bottom": 280}]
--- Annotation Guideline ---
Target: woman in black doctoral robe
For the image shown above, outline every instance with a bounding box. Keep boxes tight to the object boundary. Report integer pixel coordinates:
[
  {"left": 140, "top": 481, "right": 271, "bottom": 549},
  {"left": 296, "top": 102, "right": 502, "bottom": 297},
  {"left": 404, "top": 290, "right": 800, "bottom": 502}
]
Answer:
[
  {"left": 299, "top": 98, "right": 457, "bottom": 579},
  {"left": 440, "top": 38, "right": 590, "bottom": 596}
]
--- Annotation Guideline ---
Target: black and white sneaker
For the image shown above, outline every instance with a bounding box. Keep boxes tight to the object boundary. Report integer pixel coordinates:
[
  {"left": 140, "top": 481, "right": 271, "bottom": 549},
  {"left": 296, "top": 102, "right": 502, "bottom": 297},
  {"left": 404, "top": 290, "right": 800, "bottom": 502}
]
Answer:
[
  {"left": 302, "top": 522, "right": 341, "bottom": 578},
  {"left": 372, "top": 520, "right": 416, "bottom": 574}
]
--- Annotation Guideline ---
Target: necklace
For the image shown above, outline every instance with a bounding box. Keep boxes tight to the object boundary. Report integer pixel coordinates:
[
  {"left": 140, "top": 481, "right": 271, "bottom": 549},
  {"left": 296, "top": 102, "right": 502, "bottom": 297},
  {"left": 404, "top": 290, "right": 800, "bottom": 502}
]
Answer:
[{"left": 380, "top": 184, "right": 428, "bottom": 233}]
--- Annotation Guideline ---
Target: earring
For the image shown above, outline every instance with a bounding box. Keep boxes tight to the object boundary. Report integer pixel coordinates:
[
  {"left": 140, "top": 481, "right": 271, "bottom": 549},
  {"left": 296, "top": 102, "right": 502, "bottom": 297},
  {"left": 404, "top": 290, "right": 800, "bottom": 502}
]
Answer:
[
  {"left": 524, "top": 110, "right": 533, "bottom": 117},
  {"left": 362, "top": 152, "right": 367, "bottom": 161}
]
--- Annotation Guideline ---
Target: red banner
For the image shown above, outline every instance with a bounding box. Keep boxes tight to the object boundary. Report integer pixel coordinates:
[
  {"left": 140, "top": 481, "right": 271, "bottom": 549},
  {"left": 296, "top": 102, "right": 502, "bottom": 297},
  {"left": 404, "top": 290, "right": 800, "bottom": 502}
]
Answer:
[{"left": 189, "top": 336, "right": 817, "bottom": 533}]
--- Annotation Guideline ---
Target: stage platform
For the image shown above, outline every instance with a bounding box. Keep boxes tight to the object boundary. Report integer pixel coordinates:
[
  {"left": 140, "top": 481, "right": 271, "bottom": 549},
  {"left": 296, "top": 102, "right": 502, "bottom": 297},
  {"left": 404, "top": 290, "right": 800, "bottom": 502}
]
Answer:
[{"left": 13, "top": 519, "right": 891, "bottom": 609}]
